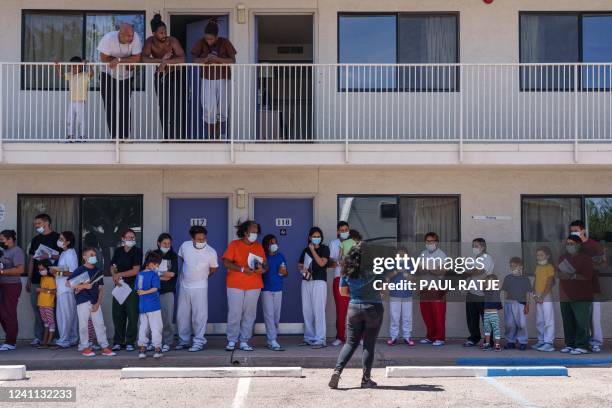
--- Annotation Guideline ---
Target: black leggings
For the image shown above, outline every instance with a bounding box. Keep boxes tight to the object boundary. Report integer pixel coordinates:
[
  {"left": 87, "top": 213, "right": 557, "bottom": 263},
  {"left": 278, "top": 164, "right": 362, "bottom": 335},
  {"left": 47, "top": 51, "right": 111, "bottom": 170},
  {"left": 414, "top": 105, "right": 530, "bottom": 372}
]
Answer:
[{"left": 334, "top": 303, "right": 384, "bottom": 380}]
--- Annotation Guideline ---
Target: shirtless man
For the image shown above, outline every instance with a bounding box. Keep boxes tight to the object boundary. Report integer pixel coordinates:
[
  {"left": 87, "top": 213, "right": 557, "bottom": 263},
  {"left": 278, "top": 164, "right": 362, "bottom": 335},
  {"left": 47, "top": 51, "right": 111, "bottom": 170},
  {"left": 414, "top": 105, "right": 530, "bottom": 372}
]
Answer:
[{"left": 142, "top": 14, "right": 186, "bottom": 140}]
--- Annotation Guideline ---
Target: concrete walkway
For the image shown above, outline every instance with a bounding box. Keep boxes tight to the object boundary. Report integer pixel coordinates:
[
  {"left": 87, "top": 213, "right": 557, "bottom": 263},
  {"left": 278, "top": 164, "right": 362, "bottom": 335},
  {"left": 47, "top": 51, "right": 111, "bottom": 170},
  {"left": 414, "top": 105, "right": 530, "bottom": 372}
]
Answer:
[{"left": 3, "top": 337, "right": 612, "bottom": 370}]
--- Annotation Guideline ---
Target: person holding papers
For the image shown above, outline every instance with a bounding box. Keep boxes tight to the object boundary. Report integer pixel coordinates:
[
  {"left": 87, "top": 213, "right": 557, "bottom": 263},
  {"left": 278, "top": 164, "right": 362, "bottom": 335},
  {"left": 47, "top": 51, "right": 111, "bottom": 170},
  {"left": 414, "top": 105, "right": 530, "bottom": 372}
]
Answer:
[
  {"left": 52, "top": 231, "right": 79, "bottom": 349},
  {"left": 223, "top": 220, "right": 266, "bottom": 352},
  {"left": 176, "top": 226, "right": 218, "bottom": 352},
  {"left": 298, "top": 227, "right": 330, "bottom": 349},
  {"left": 558, "top": 235, "right": 595, "bottom": 356},
  {"left": 110, "top": 229, "right": 143, "bottom": 352},
  {"left": 152, "top": 233, "right": 178, "bottom": 352},
  {"left": 69, "top": 248, "right": 115, "bottom": 357},
  {"left": 27, "top": 214, "right": 61, "bottom": 347}
]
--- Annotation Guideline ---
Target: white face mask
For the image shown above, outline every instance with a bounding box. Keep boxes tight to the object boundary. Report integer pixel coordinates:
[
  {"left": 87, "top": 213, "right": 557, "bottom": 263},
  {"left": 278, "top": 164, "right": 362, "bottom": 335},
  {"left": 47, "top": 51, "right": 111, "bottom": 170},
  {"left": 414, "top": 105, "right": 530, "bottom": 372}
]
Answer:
[
  {"left": 159, "top": 246, "right": 170, "bottom": 254},
  {"left": 570, "top": 231, "right": 582, "bottom": 238},
  {"left": 124, "top": 240, "right": 136, "bottom": 248},
  {"left": 247, "top": 232, "right": 258, "bottom": 243},
  {"left": 339, "top": 232, "right": 350, "bottom": 240},
  {"left": 194, "top": 242, "right": 206, "bottom": 250},
  {"left": 472, "top": 247, "right": 482, "bottom": 256},
  {"left": 537, "top": 259, "right": 548, "bottom": 266},
  {"left": 270, "top": 243, "right": 279, "bottom": 253},
  {"left": 426, "top": 243, "right": 437, "bottom": 252},
  {"left": 36, "top": 227, "right": 45, "bottom": 234},
  {"left": 56, "top": 240, "right": 65, "bottom": 249},
  {"left": 510, "top": 268, "right": 522, "bottom": 276}
]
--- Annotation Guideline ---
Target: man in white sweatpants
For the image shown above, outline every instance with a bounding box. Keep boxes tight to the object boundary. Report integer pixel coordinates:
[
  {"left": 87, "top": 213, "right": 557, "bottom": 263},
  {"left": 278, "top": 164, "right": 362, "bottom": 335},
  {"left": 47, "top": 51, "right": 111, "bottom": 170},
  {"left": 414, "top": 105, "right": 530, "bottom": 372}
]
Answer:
[
  {"left": 227, "top": 288, "right": 260, "bottom": 344},
  {"left": 175, "top": 226, "right": 218, "bottom": 352},
  {"left": 302, "top": 280, "right": 327, "bottom": 346},
  {"left": 504, "top": 301, "right": 528, "bottom": 345}
]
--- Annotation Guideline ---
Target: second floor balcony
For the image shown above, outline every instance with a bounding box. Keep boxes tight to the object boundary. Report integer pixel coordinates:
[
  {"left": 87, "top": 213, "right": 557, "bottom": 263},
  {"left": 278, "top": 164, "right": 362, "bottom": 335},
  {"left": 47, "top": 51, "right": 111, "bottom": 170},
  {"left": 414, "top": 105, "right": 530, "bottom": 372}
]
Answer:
[{"left": 1, "top": 62, "right": 612, "bottom": 166}]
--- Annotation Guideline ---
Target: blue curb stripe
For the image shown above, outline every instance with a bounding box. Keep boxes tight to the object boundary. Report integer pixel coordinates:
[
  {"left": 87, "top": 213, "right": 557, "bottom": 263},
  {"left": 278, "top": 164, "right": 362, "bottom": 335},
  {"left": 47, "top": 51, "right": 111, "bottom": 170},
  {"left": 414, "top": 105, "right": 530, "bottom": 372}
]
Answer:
[
  {"left": 486, "top": 367, "right": 568, "bottom": 377},
  {"left": 457, "top": 357, "right": 612, "bottom": 367}
]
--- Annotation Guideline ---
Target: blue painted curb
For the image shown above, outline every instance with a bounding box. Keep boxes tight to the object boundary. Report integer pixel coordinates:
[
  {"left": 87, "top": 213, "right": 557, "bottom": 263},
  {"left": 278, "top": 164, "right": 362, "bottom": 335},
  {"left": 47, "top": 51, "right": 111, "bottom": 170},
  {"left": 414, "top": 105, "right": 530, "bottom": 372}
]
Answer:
[
  {"left": 457, "top": 357, "right": 612, "bottom": 367},
  {"left": 486, "top": 367, "right": 568, "bottom": 377}
]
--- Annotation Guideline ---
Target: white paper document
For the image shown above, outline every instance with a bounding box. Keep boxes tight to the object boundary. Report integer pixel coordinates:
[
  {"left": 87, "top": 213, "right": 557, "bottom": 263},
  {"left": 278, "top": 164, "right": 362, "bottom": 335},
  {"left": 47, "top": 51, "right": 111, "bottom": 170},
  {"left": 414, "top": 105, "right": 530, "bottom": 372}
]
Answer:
[
  {"left": 302, "top": 253, "right": 313, "bottom": 271},
  {"left": 158, "top": 259, "right": 169, "bottom": 273},
  {"left": 112, "top": 281, "right": 133, "bottom": 305},
  {"left": 34, "top": 244, "right": 60, "bottom": 260},
  {"left": 558, "top": 259, "right": 576, "bottom": 275},
  {"left": 247, "top": 253, "right": 264, "bottom": 270}
]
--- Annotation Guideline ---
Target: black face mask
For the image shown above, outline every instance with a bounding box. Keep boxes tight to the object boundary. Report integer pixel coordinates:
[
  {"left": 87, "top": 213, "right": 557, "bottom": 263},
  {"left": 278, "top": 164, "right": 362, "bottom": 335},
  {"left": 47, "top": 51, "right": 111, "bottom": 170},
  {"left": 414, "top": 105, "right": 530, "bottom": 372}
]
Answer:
[{"left": 0, "top": 242, "right": 6, "bottom": 250}]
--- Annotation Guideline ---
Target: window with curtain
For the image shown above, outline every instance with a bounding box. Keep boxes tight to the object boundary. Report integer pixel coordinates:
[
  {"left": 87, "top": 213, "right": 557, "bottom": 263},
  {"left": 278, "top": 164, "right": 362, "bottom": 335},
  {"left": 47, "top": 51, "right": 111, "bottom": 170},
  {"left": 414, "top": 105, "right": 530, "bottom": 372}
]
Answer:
[
  {"left": 398, "top": 196, "right": 460, "bottom": 243},
  {"left": 521, "top": 197, "right": 582, "bottom": 244},
  {"left": 17, "top": 195, "right": 143, "bottom": 274},
  {"left": 338, "top": 13, "right": 459, "bottom": 91},
  {"left": 22, "top": 10, "right": 145, "bottom": 89},
  {"left": 520, "top": 12, "right": 612, "bottom": 91},
  {"left": 338, "top": 196, "right": 398, "bottom": 245}
]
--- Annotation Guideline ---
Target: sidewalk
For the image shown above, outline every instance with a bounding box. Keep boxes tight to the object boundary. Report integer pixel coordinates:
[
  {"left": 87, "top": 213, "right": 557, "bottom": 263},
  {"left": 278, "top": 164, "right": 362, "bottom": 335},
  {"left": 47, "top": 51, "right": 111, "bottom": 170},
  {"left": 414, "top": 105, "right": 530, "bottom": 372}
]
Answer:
[{"left": 3, "top": 337, "right": 612, "bottom": 370}]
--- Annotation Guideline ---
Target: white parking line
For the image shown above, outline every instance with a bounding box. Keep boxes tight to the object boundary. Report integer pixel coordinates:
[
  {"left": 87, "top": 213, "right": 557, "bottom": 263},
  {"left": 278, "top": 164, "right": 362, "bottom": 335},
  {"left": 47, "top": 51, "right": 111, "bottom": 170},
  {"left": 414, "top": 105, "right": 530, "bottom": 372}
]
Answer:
[
  {"left": 481, "top": 377, "right": 540, "bottom": 408},
  {"left": 231, "top": 378, "right": 251, "bottom": 408}
]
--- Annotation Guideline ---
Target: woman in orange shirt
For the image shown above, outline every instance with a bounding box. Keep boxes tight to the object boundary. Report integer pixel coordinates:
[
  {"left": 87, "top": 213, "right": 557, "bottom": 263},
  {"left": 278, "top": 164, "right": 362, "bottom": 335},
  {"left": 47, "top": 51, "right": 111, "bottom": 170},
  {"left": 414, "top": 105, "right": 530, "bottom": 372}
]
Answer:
[{"left": 223, "top": 220, "right": 267, "bottom": 351}]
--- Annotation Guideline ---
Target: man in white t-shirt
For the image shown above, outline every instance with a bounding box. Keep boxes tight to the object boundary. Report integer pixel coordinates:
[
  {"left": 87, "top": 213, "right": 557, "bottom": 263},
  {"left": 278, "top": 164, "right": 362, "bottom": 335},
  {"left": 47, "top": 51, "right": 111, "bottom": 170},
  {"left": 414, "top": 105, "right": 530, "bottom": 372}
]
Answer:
[
  {"left": 175, "top": 225, "right": 218, "bottom": 352},
  {"left": 329, "top": 221, "right": 350, "bottom": 347},
  {"left": 97, "top": 23, "right": 142, "bottom": 139},
  {"left": 463, "top": 238, "right": 494, "bottom": 347}
]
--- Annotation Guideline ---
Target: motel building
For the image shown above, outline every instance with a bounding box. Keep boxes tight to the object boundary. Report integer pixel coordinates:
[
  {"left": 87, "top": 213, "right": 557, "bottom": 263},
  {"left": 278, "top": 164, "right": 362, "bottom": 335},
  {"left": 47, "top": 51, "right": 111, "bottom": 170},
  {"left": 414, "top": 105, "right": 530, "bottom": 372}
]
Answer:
[{"left": 1, "top": 0, "right": 612, "bottom": 342}]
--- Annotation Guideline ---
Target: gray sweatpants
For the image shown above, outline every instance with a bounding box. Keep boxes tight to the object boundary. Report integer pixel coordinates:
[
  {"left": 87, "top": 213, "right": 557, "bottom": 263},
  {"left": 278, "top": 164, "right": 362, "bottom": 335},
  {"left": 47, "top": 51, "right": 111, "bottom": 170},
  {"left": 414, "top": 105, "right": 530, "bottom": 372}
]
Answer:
[
  {"left": 504, "top": 301, "right": 528, "bottom": 344},
  {"left": 160, "top": 292, "right": 175, "bottom": 346},
  {"left": 226, "top": 288, "right": 260, "bottom": 343},
  {"left": 176, "top": 286, "right": 208, "bottom": 347},
  {"left": 261, "top": 290, "right": 283, "bottom": 342}
]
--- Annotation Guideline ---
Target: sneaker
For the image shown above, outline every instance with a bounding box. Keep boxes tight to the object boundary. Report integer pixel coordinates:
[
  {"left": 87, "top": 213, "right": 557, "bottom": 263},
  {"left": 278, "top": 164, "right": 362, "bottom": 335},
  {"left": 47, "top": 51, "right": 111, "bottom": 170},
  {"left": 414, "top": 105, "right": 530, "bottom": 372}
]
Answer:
[
  {"left": 504, "top": 343, "right": 516, "bottom": 350},
  {"left": 361, "top": 378, "right": 378, "bottom": 389},
  {"left": 432, "top": 340, "right": 445, "bottom": 347},
  {"left": 125, "top": 345, "right": 135, "bottom": 352},
  {"left": 91, "top": 344, "right": 101, "bottom": 351},
  {"left": 494, "top": 343, "right": 502, "bottom": 352},
  {"left": 538, "top": 343, "right": 556, "bottom": 352},
  {"left": 101, "top": 348, "right": 116, "bottom": 356},
  {"left": 138, "top": 347, "right": 146, "bottom": 359},
  {"left": 147, "top": 344, "right": 155, "bottom": 352},
  {"left": 404, "top": 338, "right": 416, "bottom": 346},
  {"left": 560, "top": 346, "right": 574, "bottom": 353},
  {"left": 463, "top": 340, "right": 475, "bottom": 347},
  {"left": 331, "top": 339, "right": 343, "bottom": 347},
  {"left": 81, "top": 348, "right": 95, "bottom": 357},
  {"left": 531, "top": 342, "right": 545, "bottom": 350},
  {"left": 387, "top": 338, "right": 397, "bottom": 346},
  {"left": 153, "top": 348, "right": 163, "bottom": 359},
  {"left": 188, "top": 344, "right": 204, "bottom": 352},
  {"left": 299, "top": 340, "right": 313, "bottom": 346},
  {"left": 111, "top": 344, "right": 122, "bottom": 351},
  {"left": 311, "top": 343, "right": 327, "bottom": 349},
  {"left": 328, "top": 372, "right": 341, "bottom": 389},
  {"left": 161, "top": 344, "right": 171, "bottom": 353},
  {"left": 480, "top": 343, "right": 492, "bottom": 351},
  {"left": 239, "top": 342, "right": 254, "bottom": 351},
  {"left": 420, "top": 338, "right": 433, "bottom": 344},
  {"left": 591, "top": 345, "right": 602, "bottom": 353},
  {"left": 225, "top": 341, "right": 236, "bottom": 351},
  {"left": 0, "top": 344, "right": 16, "bottom": 351},
  {"left": 175, "top": 343, "right": 188, "bottom": 350},
  {"left": 519, "top": 344, "right": 527, "bottom": 351},
  {"left": 30, "top": 339, "right": 41, "bottom": 347},
  {"left": 267, "top": 341, "right": 284, "bottom": 351},
  {"left": 570, "top": 348, "right": 589, "bottom": 355}
]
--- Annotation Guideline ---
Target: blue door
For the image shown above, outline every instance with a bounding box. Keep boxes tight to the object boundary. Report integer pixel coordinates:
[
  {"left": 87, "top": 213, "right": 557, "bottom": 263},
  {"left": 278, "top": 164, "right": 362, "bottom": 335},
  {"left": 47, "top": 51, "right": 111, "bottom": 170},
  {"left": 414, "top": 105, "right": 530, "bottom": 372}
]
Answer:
[
  {"left": 169, "top": 198, "right": 228, "bottom": 323},
  {"left": 254, "top": 198, "right": 313, "bottom": 324}
]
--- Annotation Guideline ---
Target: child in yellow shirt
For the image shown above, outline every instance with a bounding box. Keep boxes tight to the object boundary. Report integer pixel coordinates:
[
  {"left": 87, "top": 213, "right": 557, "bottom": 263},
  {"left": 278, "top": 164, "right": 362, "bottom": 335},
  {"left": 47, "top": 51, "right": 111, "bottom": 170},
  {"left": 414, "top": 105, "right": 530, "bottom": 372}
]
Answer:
[
  {"left": 37, "top": 260, "right": 57, "bottom": 349},
  {"left": 532, "top": 247, "right": 556, "bottom": 352}
]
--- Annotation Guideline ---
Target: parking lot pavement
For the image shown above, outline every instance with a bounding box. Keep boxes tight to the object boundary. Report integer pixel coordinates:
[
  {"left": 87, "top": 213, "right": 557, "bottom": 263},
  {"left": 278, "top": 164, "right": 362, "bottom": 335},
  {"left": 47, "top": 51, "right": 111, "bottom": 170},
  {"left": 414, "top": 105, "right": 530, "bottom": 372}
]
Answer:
[{"left": 1, "top": 367, "right": 611, "bottom": 408}]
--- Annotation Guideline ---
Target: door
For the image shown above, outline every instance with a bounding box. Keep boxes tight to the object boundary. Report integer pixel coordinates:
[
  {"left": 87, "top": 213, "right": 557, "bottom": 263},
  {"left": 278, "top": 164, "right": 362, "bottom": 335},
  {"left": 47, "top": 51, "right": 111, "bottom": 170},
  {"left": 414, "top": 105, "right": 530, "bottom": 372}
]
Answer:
[
  {"left": 168, "top": 198, "right": 229, "bottom": 324},
  {"left": 254, "top": 198, "right": 314, "bottom": 327}
]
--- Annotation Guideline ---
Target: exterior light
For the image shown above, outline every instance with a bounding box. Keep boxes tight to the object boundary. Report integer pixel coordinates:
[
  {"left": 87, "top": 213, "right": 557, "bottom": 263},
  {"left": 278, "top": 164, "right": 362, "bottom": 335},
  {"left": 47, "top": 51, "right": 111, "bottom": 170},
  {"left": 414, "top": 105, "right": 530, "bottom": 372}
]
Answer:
[
  {"left": 237, "top": 4, "right": 247, "bottom": 24},
  {"left": 236, "top": 188, "right": 247, "bottom": 209}
]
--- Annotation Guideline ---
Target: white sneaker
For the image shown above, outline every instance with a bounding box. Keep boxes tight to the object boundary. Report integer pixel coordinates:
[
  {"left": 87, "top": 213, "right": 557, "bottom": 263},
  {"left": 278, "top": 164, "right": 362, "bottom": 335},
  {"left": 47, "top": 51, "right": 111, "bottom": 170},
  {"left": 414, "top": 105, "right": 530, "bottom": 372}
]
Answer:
[
  {"left": 188, "top": 344, "right": 204, "bottom": 352},
  {"left": 420, "top": 338, "right": 433, "bottom": 344},
  {"left": 161, "top": 344, "right": 171, "bottom": 353},
  {"left": 175, "top": 343, "right": 188, "bottom": 350},
  {"left": 591, "top": 344, "right": 602, "bottom": 353},
  {"left": 267, "top": 341, "right": 284, "bottom": 351},
  {"left": 570, "top": 348, "right": 589, "bottom": 355},
  {"left": 125, "top": 345, "right": 135, "bottom": 352},
  {"left": 153, "top": 351, "right": 163, "bottom": 359},
  {"left": 225, "top": 341, "right": 236, "bottom": 351},
  {"left": 560, "top": 346, "right": 573, "bottom": 353},
  {"left": 0, "top": 344, "right": 16, "bottom": 351},
  {"left": 331, "top": 339, "right": 343, "bottom": 347},
  {"left": 432, "top": 340, "right": 445, "bottom": 347},
  {"left": 138, "top": 351, "right": 146, "bottom": 359},
  {"left": 30, "top": 339, "right": 41, "bottom": 347},
  {"left": 537, "top": 343, "right": 555, "bottom": 352},
  {"left": 240, "top": 342, "right": 254, "bottom": 351},
  {"left": 111, "top": 344, "right": 122, "bottom": 351},
  {"left": 147, "top": 344, "right": 155, "bottom": 352}
]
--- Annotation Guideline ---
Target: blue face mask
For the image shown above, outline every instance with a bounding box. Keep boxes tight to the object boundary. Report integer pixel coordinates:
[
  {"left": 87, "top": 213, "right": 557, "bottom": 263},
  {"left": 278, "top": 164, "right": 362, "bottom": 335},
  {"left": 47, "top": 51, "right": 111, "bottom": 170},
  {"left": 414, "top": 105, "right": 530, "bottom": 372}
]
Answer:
[
  {"left": 311, "top": 237, "right": 322, "bottom": 245},
  {"left": 87, "top": 256, "right": 98, "bottom": 265}
]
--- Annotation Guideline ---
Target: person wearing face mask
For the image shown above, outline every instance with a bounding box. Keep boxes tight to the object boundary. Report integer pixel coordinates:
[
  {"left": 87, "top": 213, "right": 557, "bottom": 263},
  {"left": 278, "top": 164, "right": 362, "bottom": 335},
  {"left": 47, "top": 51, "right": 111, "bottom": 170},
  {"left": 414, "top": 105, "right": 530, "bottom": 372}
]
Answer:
[
  {"left": 463, "top": 238, "right": 494, "bottom": 347},
  {"left": 501, "top": 257, "right": 531, "bottom": 350},
  {"left": 223, "top": 220, "right": 266, "bottom": 351},
  {"left": 298, "top": 227, "right": 330, "bottom": 349},
  {"left": 0, "top": 230, "right": 25, "bottom": 351},
  {"left": 261, "top": 234, "right": 287, "bottom": 351},
  {"left": 532, "top": 246, "right": 556, "bottom": 352},
  {"left": 152, "top": 233, "right": 178, "bottom": 352},
  {"left": 52, "top": 231, "right": 79, "bottom": 349},
  {"left": 569, "top": 220, "right": 606, "bottom": 353},
  {"left": 329, "top": 221, "right": 351, "bottom": 347},
  {"left": 558, "top": 235, "right": 595, "bottom": 355},
  {"left": 417, "top": 232, "right": 448, "bottom": 347},
  {"left": 110, "top": 229, "right": 143, "bottom": 352},
  {"left": 176, "top": 226, "right": 218, "bottom": 352},
  {"left": 27, "top": 213, "right": 61, "bottom": 347}
]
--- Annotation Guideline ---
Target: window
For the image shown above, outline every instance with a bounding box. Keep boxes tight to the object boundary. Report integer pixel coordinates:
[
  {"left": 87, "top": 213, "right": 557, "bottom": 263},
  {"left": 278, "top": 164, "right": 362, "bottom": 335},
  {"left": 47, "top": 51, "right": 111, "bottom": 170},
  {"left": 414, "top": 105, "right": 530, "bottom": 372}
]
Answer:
[
  {"left": 338, "top": 13, "right": 459, "bottom": 91},
  {"left": 521, "top": 195, "right": 612, "bottom": 275},
  {"left": 18, "top": 195, "right": 143, "bottom": 274},
  {"left": 520, "top": 12, "right": 612, "bottom": 90},
  {"left": 338, "top": 195, "right": 460, "bottom": 250},
  {"left": 22, "top": 10, "right": 146, "bottom": 89}
]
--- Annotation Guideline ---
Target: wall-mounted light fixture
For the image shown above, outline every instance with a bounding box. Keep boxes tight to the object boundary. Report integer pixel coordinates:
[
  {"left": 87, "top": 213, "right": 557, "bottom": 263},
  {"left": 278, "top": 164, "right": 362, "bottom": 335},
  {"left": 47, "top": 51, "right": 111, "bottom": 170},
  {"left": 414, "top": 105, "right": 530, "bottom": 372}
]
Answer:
[
  {"left": 236, "top": 188, "right": 247, "bottom": 209},
  {"left": 237, "top": 4, "right": 247, "bottom": 24}
]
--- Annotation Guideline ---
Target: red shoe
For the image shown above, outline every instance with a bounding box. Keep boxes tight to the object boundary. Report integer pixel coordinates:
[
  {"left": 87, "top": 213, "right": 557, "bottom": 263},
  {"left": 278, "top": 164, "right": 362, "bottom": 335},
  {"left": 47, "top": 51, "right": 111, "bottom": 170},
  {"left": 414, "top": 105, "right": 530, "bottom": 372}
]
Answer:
[
  {"left": 387, "top": 338, "right": 397, "bottom": 346},
  {"left": 81, "top": 347, "right": 95, "bottom": 357},
  {"left": 101, "top": 347, "right": 116, "bottom": 356}
]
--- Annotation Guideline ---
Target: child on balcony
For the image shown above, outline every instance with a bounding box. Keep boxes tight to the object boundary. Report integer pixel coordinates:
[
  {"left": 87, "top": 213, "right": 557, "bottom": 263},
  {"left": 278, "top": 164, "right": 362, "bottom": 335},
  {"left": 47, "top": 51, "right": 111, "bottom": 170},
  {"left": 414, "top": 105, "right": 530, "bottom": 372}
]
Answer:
[{"left": 54, "top": 57, "right": 94, "bottom": 141}]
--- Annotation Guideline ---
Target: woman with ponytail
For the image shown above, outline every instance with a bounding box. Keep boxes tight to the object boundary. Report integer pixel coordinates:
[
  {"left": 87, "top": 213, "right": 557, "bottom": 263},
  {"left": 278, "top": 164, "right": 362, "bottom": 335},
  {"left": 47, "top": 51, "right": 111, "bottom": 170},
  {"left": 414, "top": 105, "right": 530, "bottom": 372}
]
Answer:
[
  {"left": 142, "top": 13, "right": 186, "bottom": 140},
  {"left": 191, "top": 18, "right": 237, "bottom": 139}
]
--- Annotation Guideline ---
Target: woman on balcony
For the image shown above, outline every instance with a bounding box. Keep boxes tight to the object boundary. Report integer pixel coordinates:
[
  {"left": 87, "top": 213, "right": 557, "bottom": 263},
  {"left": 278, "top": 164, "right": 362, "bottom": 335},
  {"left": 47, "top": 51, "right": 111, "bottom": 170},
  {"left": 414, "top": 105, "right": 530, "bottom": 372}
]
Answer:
[
  {"left": 142, "top": 14, "right": 186, "bottom": 141},
  {"left": 191, "top": 19, "right": 237, "bottom": 139}
]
